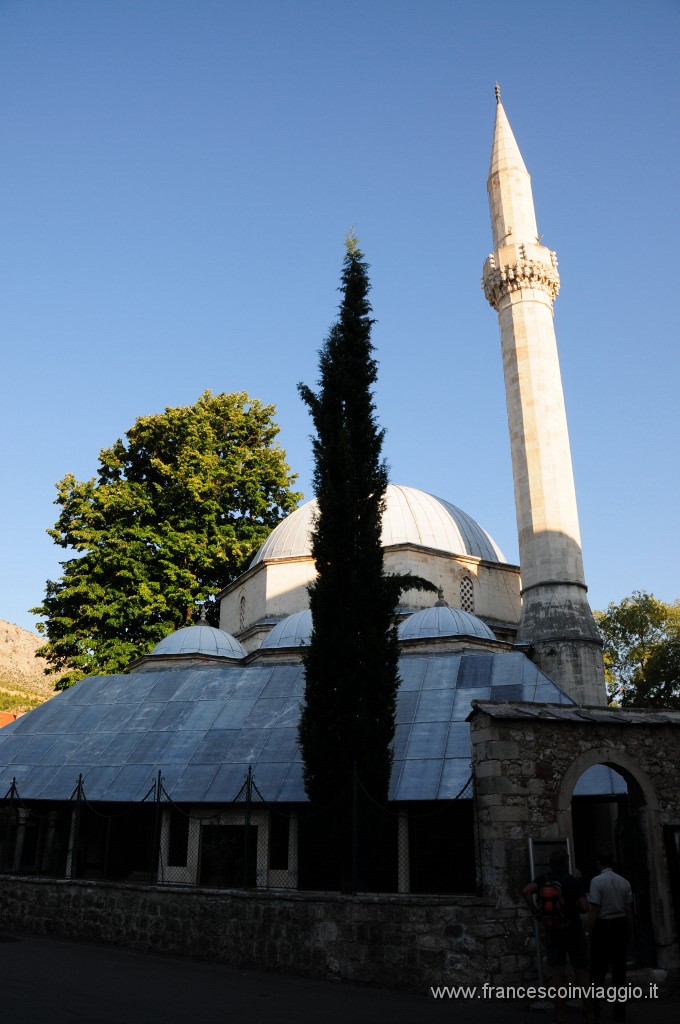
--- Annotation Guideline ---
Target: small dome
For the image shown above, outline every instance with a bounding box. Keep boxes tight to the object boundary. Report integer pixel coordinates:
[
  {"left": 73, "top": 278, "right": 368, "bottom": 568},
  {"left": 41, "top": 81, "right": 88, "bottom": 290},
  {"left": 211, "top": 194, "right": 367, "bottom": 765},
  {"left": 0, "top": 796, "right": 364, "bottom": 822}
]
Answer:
[
  {"left": 260, "top": 610, "right": 312, "bottom": 649},
  {"left": 151, "top": 625, "right": 246, "bottom": 659},
  {"left": 398, "top": 605, "right": 496, "bottom": 642},
  {"left": 250, "top": 484, "right": 506, "bottom": 566}
]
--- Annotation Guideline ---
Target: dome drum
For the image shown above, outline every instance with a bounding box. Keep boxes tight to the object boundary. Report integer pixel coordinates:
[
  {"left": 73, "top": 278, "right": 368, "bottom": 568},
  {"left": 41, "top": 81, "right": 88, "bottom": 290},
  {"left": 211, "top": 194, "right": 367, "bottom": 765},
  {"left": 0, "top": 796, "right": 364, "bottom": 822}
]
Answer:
[{"left": 219, "top": 485, "right": 521, "bottom": 645}]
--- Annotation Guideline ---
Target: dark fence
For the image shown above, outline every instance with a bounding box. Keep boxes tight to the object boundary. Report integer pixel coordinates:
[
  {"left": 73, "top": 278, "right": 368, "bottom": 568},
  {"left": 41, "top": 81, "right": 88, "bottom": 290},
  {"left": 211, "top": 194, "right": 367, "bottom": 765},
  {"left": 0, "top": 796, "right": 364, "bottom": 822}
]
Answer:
[{"left": 0, "top": 770, "right": 476, "bottom": 895}]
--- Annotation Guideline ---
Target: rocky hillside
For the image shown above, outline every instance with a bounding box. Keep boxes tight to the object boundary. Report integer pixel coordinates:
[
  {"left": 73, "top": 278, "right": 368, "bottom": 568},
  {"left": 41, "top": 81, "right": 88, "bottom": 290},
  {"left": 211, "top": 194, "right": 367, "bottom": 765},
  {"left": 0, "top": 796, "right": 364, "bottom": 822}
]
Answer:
[{"left": 0, "top": 619, "right": 56, "bottom": 713}]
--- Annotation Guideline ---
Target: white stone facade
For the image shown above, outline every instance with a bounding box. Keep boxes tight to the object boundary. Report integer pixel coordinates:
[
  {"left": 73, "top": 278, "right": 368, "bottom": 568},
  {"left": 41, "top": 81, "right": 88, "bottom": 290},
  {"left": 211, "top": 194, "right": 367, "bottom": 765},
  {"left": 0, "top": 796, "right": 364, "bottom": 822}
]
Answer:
[{"left": 219, "top": 543, "right": 521, "bottom": 652}]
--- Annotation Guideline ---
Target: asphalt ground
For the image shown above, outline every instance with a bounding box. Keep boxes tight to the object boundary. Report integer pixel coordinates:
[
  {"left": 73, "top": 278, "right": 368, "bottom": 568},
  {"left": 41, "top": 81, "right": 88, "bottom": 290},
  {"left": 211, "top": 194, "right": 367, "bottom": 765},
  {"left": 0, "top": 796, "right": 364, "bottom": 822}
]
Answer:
[{"left": 1, "top": 931, "right": 678, "bottom": 1024}]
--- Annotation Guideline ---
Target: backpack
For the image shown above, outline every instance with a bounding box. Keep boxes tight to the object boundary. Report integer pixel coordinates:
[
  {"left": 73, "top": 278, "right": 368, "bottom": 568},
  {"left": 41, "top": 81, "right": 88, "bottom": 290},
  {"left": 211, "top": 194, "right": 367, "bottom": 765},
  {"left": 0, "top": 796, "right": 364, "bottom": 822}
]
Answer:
[{"left": 537, "top": 878, "right": 569, "bottom": 929}]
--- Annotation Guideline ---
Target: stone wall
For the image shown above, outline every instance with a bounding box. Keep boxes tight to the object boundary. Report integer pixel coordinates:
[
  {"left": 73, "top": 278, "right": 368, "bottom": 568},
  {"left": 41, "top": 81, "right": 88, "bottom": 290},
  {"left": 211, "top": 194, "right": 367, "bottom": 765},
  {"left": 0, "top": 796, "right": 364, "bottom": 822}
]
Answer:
[
  {"left": 7, "top": 705, "right": 679, "bottom": 989},
  {"left": 470, "top": 702, "right": 680, "bottom": 970},
  {"left": 0, "top": 876, "right": 533, "bottom": 992}
]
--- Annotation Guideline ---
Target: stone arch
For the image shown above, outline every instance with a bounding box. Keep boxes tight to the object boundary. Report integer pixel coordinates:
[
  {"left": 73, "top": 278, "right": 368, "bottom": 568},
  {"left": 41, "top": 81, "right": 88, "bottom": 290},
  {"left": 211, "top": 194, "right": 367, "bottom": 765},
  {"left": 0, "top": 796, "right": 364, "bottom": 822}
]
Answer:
[
  {"left": 556, "top": 744, "right": 673, "bottom": 964},
  {"left": 556, "top": 746, "right": 658, "bottom": 833},
  {"left": 469, "top": 705, "right": 680, "bottom": 973}
]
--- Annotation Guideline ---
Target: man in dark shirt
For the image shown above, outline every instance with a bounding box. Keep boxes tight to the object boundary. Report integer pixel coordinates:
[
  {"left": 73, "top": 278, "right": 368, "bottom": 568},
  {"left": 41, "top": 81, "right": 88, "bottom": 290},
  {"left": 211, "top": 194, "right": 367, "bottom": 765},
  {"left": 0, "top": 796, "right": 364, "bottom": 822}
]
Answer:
[{"left": 523, "top": 850, "right": 593, "bottom": 1024}]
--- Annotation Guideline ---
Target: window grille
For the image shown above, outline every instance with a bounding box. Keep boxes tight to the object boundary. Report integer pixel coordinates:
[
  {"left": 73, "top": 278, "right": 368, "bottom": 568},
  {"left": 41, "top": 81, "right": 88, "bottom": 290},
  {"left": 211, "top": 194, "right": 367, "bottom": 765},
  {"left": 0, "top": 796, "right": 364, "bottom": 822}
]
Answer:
[{"left": 460, "top": 576, "right": 474, "bottom": 613}]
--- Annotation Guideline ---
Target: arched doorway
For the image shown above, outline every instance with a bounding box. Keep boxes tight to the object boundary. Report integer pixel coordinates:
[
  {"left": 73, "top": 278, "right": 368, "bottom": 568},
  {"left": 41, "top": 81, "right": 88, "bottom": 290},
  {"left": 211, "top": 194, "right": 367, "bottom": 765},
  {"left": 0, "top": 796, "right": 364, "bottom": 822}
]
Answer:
[
  {"left": 563, "top": 755, "right": 656, "bottom": 965},
  {"left": 571, "top": 763, "right": 627, "bottom": 881}
]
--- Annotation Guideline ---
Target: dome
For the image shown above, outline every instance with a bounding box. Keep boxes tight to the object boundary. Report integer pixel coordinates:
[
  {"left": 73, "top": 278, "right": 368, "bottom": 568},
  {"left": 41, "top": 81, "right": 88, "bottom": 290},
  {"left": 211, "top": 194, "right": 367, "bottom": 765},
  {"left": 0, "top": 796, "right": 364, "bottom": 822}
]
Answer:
[
  {"left": 260, "top": 610, "right": 312, "bottom": 649},
  {"left": 398, "top": 605, "right": 496, "bottom": 642},
  {"left": 151, "top": 624, "right": 246, "bottom": 659},
  {"left": 250, "top": 484, "right": 506, "bottom": 566}
]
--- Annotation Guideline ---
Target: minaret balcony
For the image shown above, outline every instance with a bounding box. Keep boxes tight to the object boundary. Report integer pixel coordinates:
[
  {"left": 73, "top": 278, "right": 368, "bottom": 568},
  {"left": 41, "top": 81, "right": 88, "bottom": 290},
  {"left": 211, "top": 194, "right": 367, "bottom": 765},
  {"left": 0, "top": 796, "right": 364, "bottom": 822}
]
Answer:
[{"left": 482, "top": 242, "right": 560, "bottom": 310}]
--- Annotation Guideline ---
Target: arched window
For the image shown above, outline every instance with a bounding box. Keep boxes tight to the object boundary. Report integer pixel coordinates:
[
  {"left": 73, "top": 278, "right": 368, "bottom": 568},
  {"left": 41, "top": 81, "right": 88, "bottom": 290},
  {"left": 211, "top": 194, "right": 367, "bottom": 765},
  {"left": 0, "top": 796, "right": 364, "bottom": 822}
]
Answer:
[
  {"left": 460, "top": 576, "right": 474, "bottom": 613},
  {"left": 239, "top": 594, "right": 246, "bottom": 632}
]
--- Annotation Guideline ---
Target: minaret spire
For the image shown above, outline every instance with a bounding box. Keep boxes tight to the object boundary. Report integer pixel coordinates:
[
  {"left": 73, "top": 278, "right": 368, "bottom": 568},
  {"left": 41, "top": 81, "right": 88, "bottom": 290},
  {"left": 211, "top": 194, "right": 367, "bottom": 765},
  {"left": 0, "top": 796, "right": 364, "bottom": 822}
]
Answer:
[
  {"left": 488, "top": 93, "right": 537, "bottom": 250},
  {"left": 482, "top": 91, "right": 606, "bottom": 705}
]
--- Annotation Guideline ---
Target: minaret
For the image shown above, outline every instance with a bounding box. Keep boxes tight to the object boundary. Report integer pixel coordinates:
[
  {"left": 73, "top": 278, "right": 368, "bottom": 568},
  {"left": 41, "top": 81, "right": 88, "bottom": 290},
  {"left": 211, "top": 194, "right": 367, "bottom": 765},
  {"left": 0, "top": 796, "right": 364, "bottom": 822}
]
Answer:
[{"left": 482, "top": 86, "right": 606, "bottom": 706}]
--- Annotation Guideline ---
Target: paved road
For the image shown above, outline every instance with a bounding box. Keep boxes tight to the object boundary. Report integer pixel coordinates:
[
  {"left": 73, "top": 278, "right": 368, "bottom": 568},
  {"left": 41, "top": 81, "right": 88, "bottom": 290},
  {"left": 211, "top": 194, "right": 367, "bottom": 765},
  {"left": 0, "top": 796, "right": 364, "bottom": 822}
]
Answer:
[{"left": 1, "top": 931, "right": 677, "bottom": 1024}]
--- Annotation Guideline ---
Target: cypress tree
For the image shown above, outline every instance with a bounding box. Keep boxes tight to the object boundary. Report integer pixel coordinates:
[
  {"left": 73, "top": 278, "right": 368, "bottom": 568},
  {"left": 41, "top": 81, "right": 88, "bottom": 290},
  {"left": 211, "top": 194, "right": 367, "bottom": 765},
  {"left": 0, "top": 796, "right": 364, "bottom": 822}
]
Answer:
[{"left": 297, "top": 235, "right": 398, "bottom": 806}]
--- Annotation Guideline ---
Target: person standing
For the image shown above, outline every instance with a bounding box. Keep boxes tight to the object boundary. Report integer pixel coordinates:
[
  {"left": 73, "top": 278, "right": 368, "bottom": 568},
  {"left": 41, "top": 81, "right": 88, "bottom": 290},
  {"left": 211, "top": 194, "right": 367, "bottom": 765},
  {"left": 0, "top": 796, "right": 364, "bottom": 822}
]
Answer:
[
  {"left": 523, "top": 849, "right": 594, "bottom": 1024},
  {"left": 588, "top": 851, "right": 634, "bottom": 1021}
]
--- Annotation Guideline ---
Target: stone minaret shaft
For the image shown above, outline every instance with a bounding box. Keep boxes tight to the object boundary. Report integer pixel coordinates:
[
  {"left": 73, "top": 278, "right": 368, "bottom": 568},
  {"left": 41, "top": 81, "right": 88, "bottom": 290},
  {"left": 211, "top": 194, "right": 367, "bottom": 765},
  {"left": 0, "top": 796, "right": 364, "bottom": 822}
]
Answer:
[{"left": 482, "top": 89, "right": 606, "bottom": 705}]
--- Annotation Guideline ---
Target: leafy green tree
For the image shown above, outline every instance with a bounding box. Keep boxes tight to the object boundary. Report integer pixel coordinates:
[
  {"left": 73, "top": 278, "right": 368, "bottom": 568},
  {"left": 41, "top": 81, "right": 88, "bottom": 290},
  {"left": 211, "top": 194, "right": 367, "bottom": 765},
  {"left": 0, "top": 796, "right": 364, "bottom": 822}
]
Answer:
[
  {"left": 594, "top": 590, "right": 680, "bottom": 705},
  {"left": 629, "top": 639, "right": 680, "bottom": 709},
  {"left": 32, "top": 391, "right": 300, "bottom": 689},
  {"left": 297, "top": 235, "right": 432, "bottom": 809}
]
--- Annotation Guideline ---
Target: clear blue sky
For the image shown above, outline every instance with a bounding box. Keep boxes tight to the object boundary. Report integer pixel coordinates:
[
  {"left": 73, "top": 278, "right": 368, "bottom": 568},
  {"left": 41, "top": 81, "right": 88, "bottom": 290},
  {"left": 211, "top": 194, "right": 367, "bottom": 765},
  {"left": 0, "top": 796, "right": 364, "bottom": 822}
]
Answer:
[{"left": 1, "top": 0, "right": 678, "bottom": 634}]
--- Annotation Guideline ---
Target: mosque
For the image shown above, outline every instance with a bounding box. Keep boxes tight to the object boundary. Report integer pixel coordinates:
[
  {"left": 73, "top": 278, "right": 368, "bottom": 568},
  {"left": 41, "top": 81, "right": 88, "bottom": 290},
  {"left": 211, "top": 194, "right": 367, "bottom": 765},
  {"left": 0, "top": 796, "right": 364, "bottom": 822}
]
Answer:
[{"left": 0, "top": 92, "right": 663, "bottom": 917}]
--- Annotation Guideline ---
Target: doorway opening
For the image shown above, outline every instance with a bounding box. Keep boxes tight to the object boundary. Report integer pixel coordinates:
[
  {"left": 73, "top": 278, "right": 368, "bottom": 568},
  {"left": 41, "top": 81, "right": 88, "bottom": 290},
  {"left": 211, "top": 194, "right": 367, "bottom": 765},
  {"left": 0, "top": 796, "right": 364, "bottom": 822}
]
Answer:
[{"left": 571, "top": 762, "right": 654, "bottom": 965}]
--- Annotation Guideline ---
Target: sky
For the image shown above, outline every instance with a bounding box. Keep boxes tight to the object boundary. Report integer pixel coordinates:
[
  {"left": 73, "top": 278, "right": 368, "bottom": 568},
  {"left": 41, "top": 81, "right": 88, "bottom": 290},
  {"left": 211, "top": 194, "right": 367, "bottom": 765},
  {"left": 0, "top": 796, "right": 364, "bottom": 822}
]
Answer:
[{"left": 1, "top": 0, "right": 678, "bottom": 634}]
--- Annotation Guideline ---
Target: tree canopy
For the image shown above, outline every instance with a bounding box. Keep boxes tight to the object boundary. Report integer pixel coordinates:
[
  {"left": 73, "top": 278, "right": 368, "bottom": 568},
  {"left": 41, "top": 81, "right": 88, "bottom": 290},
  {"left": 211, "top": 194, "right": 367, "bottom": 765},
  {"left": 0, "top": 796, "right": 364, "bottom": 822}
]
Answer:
[
  {"left": 32, "top": 391, "right": 300, "bottom": 688},
  {"left": 297, "top": 236, "right": 401, "bottom": 806},
  {"left": 628, "top": 639, "right": 680, "bottom": 709},
  {"left": 594, "top": 590, "right": 680, "bottom": 707}
]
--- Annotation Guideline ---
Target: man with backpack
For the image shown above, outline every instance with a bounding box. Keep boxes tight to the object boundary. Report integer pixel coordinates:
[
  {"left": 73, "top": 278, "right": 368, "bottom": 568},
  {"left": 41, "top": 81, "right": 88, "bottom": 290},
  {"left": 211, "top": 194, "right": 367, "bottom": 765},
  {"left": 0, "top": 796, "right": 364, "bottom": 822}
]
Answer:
[{"left": 523, "top": 849, "right": 594, "bottom": 1024}]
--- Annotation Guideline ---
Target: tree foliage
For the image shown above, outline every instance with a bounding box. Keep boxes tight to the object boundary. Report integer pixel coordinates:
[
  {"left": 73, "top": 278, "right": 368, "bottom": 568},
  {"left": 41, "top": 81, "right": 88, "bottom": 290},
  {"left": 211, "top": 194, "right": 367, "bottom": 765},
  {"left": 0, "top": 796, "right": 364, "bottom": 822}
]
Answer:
[
  {"left": 594, "top": 590, "right": 680, "bottom": 707},
  {"left": 297, "top": 237, "right": 399, "bottom": 805},
  {"left": 32, "top": 391, "right": 300, "bottom": 688},
  {"left": 629, "top": 639, "right": 680, "bottom": 709}
]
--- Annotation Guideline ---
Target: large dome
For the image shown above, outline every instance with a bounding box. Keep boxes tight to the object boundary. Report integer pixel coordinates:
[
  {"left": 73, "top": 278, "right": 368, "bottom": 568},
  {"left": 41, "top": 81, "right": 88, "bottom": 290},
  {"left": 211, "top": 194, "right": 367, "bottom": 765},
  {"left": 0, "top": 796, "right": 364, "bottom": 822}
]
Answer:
[{"left": 250, "top": 484, "right": 506, "bottom": 566}]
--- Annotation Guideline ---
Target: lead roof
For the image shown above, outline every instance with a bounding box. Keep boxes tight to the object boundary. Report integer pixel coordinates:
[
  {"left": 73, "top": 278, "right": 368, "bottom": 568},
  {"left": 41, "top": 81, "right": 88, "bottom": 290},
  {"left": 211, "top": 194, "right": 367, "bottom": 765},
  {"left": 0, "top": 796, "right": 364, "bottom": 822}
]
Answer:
[{"left": 0, "top": 651, "right": 607, "bottom": 804}]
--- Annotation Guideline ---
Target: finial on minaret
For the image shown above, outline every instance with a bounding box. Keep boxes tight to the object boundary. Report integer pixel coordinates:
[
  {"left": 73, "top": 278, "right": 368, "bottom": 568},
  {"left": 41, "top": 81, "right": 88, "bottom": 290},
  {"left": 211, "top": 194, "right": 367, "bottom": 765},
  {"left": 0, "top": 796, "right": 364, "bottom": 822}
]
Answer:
[{"left": 494, "top": 82, "right": 501, "bottom": 104}]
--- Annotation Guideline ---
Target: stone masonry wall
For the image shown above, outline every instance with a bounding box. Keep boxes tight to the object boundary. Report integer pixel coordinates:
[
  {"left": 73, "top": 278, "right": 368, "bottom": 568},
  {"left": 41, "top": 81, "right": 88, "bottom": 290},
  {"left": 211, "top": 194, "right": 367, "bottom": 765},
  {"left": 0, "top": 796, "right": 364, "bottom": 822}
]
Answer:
[
  {"left": 470, "top": 705, "right": 680, "bottom": 970},
  {"left": 0, "top": 877, "right": 533, "bottom": 993},
  {"left": 7, "top": 711, "right": 677, "bottom": 989}
]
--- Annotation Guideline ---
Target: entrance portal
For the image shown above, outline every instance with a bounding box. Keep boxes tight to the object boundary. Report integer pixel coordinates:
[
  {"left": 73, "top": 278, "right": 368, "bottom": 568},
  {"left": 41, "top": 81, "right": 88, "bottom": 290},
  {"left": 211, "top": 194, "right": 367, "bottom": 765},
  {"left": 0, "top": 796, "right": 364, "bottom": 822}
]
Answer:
[{"left": 571, "top": 763, "right": 654, "bottom": 965}]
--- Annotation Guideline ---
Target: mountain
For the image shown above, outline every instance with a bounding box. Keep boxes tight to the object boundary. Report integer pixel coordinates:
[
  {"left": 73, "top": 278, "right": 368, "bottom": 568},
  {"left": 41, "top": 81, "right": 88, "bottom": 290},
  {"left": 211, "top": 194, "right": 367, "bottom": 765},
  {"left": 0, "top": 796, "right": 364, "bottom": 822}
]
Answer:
[{"left": 0, "top": 619, "right": 56, "bottom": 714}]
